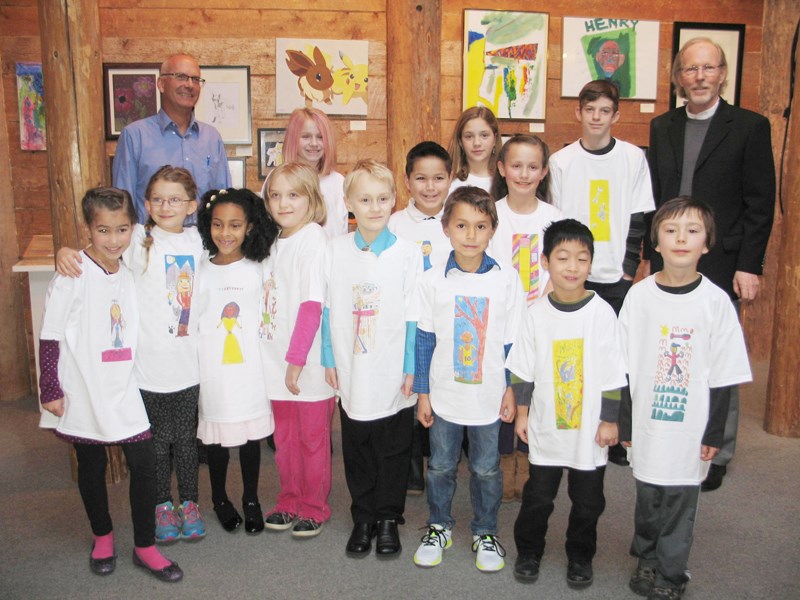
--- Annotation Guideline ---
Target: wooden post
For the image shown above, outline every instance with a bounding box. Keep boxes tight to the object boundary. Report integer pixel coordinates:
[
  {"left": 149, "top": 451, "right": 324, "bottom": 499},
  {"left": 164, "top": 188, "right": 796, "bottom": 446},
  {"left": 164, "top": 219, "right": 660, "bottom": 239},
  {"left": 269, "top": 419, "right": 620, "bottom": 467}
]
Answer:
[
  {"left": 38, "top": 0, "right": 106, "bottom": 248},
  {"left": 38, "top": 0, "right": 126, "bottom": 480},
  {"left": 765, "top": 25, "right": 800, "bottom": 437},
  {"left": 387, "top": 0, "right": 441, "bottom": 209},
  {"left": 0, "top": 50, "right": 33, "bottom": 400}
]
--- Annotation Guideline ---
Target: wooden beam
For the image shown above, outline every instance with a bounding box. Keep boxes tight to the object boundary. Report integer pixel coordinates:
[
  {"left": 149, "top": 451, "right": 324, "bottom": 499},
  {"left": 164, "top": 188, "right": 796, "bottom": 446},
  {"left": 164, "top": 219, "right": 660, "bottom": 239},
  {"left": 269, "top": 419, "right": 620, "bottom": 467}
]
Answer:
[
  {"left": 0, "top": 48, "right": 34, "bottom": 400},
  {"left": 387, "top": 0, "right": 441, "bottom": 208},
  {"left": 765, "top": 0, "right": 800, "bottom": 437},
  {"left": 38, "top": 0, "right": 106, "bottom": 248}
]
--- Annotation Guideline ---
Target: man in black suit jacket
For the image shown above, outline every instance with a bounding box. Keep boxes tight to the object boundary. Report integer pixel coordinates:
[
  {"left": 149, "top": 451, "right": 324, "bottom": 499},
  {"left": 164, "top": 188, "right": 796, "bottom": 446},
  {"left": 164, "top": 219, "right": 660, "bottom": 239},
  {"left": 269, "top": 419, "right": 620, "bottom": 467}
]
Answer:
[{"left": 645, "top": 38, "right": 775, "bottom": 491}]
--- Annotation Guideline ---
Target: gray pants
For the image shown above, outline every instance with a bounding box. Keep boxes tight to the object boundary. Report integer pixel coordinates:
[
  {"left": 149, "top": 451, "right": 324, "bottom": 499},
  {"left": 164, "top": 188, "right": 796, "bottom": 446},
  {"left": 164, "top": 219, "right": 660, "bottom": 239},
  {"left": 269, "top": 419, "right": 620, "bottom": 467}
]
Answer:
[{"left": 630, "top": 480, "right": 700, "bottom": 590}]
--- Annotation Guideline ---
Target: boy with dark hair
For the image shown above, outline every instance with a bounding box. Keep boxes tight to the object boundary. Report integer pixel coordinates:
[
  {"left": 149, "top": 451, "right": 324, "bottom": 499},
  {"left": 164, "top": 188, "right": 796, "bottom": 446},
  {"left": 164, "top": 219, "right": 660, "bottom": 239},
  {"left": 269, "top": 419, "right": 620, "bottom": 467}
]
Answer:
[
  {"left": 506, "top": 218, "right": 627, "bottom": 589},
  {"left": 412, "top": 186, "right": 523, "bottom": 573},
  {"left": 619, "top": 197, "right": 751, "bottom": 599}
]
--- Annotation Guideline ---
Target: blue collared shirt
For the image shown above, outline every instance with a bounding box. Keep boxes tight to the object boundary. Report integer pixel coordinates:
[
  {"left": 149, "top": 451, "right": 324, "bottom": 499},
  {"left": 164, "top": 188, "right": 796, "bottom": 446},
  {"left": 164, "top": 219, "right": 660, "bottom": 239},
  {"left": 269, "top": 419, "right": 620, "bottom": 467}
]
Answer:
[
  {"left": 354, "top": 227, "right": 396, "bottom": 257},
  {"left": 443, "top": 250, "right": 499, "bottom": 276},
  {"left": 113, "top": 109, "right": 231, "bottom": 224}
]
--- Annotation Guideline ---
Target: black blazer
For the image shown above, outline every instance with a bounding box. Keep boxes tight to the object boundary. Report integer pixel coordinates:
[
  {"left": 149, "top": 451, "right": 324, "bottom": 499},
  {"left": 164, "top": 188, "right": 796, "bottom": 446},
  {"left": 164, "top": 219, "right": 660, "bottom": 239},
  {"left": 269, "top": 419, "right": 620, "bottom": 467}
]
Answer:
[{"left": 645, "top": 100, "right": 775, "bottom": 299}]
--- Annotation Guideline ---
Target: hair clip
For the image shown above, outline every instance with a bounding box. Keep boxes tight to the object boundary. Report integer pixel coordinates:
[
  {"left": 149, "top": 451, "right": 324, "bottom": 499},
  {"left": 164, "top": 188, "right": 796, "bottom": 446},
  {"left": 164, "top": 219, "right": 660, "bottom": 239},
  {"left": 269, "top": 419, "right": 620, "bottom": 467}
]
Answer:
[{"left": 219, "top": 189, "right": 228, "bottom": 195}]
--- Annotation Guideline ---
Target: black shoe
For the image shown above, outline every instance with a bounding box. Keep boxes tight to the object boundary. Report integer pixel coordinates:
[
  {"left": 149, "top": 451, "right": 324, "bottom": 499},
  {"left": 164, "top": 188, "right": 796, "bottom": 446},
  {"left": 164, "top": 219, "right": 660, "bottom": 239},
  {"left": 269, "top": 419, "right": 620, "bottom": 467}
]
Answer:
[
  {"left": 566, "top": 560, "right": 593, "bottom": 589},
  {"left": 375, "top": 519, "right": 401, "bottom": 557},
  {"left": 89, "top": 543, "right": 116, "bottom": 576},
  {"left": 243, "top": 501, "right": 264, "bottom": 534},
  {"left": 608, "top": 443, "right": 630, "bottom": 466},
  {"left": 345, "top": 522, "right": 375, "bottom": 557},
  {"left": 701, "top": 464, "right": 726, "bottom": 492},
  {"left": 513, "top": 555, "right": 540, "bottom": 583},
  {"left": 132, "top": 551, "right": 183, "bottom": 583},
  {"left": 213, "top": 499, "right": 243, "bottom": 532}
]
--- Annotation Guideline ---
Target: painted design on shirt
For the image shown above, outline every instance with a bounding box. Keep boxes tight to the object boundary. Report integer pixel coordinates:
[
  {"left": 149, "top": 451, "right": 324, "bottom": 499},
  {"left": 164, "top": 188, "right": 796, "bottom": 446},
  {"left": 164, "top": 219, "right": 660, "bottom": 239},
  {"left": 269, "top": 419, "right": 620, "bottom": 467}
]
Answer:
[
  {"left": 589, "top": 180, "right": 610, "bottom": 242},
  {"left": 165, "top": 255, "right": 195, "bottom": 337},
  {"left": 218, "top": 301, "right": 244, "bottom": 364},
  {"left": 552, "top": 338, "right": 584, "bottom": 429},
  {"left": 352, "top": 282, "right": 379, "bottom": 354},
  {"left": 419, "top": 240, "right": 433, "bottom": 271},
  {"left": 102, "top": 301, "right": 132, "bottom": 362},
  {"left": 259, "top": 274, "right": 277, "bottom": 340},
  {"left": 453, "top": 295, "right": 489, "bottom": 384},
  {"left": 651, "top": 326, "right": 694, "bottom": 422},
  {"left": 512, "top": 233, "right": 541, "bottom": 304}
]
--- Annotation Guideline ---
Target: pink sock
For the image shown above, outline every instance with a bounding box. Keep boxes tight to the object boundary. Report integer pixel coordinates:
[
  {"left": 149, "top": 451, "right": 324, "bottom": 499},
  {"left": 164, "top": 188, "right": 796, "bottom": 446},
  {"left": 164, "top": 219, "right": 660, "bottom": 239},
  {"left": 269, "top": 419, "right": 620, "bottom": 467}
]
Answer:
[
  {"left": 135, "top": 545, "right": 171, "bottom": 570},
  {"left": 92, "top": 532, "right": 114, "bottom": 559}
]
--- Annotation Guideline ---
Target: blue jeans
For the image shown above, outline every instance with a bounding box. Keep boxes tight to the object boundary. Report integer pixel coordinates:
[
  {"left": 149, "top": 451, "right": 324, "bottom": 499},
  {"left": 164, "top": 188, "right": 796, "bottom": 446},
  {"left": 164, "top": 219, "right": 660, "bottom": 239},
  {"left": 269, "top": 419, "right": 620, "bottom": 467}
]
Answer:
[{"left": 426, "top": 413, "right": 501, "bottom": 535}]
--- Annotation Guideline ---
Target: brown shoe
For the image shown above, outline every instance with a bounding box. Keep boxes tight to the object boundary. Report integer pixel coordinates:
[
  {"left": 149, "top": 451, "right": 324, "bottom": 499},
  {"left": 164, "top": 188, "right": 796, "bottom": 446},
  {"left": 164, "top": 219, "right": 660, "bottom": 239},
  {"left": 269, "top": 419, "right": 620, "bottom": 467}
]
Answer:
[
  {"left": 514, "top": 450, "right": 529, "bottom": 500},
  {"left": 500, "top": 453, "right": 516, "bottom": 503}
]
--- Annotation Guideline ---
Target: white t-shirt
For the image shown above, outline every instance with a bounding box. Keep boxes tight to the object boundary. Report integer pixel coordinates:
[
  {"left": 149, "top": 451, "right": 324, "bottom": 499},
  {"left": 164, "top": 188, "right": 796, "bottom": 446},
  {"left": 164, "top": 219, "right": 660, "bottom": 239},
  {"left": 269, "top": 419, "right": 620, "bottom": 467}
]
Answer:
[
  {"left": 449, "top": 173, "right": 493, "bottom": 195},
  {"left": 320, "top": 171, "right": 349, "bottom": 239},
  {"left": 489, "top": 197, "right": 564, "bottom": 306},
  {"left": 506, "top": 294, "right": 627, "bottom": 469},
  {"left": 388, "top": 202, "right": 452, "bottom": 272},
  {"left": 261, "top": 223, "right": 334, "bottom": 401},
  {"left": 196, "top": 257, "right": 272, "bottom": 424},
  {"left": 39, "top": 253, "right": 149, "bottom": 441},
  {"left": 619, "top": 276, "right": 752, "bottom": 485},
  {"left": 324, "top": 234, "right": 421, "bottom": 420},
  {"left": 549, "top": 140, "right": 654, "bottom": 283},
  {"left": 123, "top": 224, "right": 205, "bottom": 393},
  {"left": 417, "top": 262, "right": 524, "bottom": 426}
]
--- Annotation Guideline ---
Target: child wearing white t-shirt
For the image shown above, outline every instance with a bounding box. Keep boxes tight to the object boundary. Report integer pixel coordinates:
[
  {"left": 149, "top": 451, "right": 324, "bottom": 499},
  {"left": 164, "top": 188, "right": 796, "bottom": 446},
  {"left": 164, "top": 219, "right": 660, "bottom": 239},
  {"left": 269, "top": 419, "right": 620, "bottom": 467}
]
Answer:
[
  {"left": 619, "top": 197, "right": 751, "bottom": 600},
  {"left": 506, "top": 219, "right": 626, "bottom": 590},
  {"left": 40, "top": 187, "right": 183, "bottom": 582},
  {"left": 447, "top": 106, "right": 503, "bottom": 195},
  {"left": 413, "top": 187, "right": 523, "bottom": 574},
  {"left": 322, "top": 160, "right": 421, "bottom": 559}
]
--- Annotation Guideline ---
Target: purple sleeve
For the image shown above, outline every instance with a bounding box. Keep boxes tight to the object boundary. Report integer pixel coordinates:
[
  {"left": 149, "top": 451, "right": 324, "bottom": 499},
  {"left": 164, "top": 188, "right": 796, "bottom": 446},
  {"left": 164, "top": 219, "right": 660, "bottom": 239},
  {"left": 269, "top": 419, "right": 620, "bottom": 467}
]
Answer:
[
  {"left": 285, "top": 301, "right": 322, "bottom": 367},
  {"left": 39, "top": 339, "right": 64, "bottom": 404}
]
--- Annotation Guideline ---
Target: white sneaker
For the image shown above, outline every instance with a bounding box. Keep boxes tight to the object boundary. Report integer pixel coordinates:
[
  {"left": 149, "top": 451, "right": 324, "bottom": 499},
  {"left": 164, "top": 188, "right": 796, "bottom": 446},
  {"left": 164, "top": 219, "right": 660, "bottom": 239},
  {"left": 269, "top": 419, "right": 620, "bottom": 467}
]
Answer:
[
  {"left": 413, "top": 524, "right": 452, "bottom": 568},
  {"left": 472, "top": 534, "right": 506, "bottom": 572}
]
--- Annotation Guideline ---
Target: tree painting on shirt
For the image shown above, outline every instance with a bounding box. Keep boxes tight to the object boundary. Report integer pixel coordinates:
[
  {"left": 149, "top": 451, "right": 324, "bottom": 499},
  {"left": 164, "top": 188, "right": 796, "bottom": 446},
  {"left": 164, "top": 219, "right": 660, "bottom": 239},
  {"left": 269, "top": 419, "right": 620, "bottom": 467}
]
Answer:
[
  {"left": 552, "top": 338, "right": 584, "bottom": 429},
  {"left": 102, "top": 301, "right": 133, "bottom": 362},
  {"left": 352, "top": 282, "right": 379, "bottom": 354},
  {"left": 651, "top": 326, "right": 694, "bottom": 422},
  {"left": 453, "top": 295, "right": 489, "bottom": 384}
]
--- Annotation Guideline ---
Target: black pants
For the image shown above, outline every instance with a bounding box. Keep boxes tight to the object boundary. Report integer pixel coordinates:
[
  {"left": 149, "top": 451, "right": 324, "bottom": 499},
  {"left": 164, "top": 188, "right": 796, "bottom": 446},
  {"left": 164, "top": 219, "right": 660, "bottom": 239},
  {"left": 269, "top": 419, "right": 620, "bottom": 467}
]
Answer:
[
  {"left": 585, "top": 277, "right": 632, "bottom": 315},
  {"left": 340, "top": 405, "right": 413, "bottom": 524},
  {"left": 206, "top": 439, "right": 261, "bottom": 506},
  {"left": 74, "top": 438, "right": 156, "bottom": 548},
  {"left": 514, "top": 464, "right": 606, "bottom": 562}
]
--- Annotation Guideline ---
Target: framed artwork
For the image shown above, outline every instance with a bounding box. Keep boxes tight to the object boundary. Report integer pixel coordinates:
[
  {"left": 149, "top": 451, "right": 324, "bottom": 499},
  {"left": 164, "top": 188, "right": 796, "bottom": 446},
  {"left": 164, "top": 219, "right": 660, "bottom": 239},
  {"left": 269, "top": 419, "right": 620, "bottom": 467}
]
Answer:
[
  {"left": 672, "top": 22, "right": 745, "bottom": 108},
  {"left": 16, "top": 62, "right": 46, "bottom": 150},
  {"left": 103, "top": 63, "right": 161, "bottom": 140},
  {"left": 463, "top": 9, "right": 549, "bottom": 120},
  {"left": 276, "top": 39, "right": 369, "bottom": 116},
  {"left": 258, "top": 128, "right": 286, "bottom": 180},
  {"left": 561, "top": 17, "right": 659, "bottom": 100},
  {"left": 228, "top": 157, "right": 246, "bottom": 189},
  {"left": 195, "top": 66, "right": 252, "bottom": 145}
]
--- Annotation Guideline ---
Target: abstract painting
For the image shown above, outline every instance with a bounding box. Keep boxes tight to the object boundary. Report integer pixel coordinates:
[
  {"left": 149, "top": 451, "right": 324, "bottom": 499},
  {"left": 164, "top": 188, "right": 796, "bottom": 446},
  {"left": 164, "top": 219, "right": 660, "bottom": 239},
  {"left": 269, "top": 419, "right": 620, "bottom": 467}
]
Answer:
[
  {"left": 103, "top": 64, "right": 161, "bottom": 139},
  {"left": 276, "top": 38, "right": 369, "bottom": 116},
  {"left": 561, "top": 17, "right": 659, "bottom": 100},
  {"left": 16, "top": 63, "right": 46, "bottom": 151},
  {"left": 463, "top": 10, "right": 549, "bottom": 120}
]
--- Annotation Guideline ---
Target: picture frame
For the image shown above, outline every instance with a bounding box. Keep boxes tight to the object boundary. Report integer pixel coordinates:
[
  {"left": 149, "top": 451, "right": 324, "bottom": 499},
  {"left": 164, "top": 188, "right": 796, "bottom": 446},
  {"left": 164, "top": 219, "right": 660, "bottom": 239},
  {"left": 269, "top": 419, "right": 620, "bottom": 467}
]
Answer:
[
  {"left": 103, "top": 63, "right": 161, "bottom": 140},
  {"left": 228, "top": 157, "right": 246, "bottom": 189},
  {"left": 257, "top": 128, "right": 286, "bottom": 180},
  {"left": 195, "top": 66, "right": 252, "bottom": 145},
  {"left": 463, "top": 9, "right": 549, "bottom": 120},
  {"left": 561, "top": 17, "right": 660, "bottom": 100},
  {"left": 16, "top": 62, "right": 46, "bottom": 150},
  {"left": 671, "top": 22, "right": 745, "bottom": 108}
]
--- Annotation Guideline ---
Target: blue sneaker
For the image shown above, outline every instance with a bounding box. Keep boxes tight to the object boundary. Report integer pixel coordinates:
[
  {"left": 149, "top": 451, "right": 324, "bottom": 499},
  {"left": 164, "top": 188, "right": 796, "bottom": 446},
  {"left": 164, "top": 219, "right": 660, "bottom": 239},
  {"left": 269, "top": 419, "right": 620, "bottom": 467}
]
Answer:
[
  {"left": 178, "top": 500, "right": 206, "bottom": 541},
  {"left": 155, "top": 501, "right": 180, "bottom": 544}
]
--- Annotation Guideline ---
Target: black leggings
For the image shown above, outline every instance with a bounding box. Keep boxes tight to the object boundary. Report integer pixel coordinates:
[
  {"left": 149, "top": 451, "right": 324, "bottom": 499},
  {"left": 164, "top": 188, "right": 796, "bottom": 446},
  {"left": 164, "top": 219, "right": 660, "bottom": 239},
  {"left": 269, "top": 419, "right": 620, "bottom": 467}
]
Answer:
[
  {"left": 206, "top": 439, "right": 261, "bottom": 506},
  {"left": 74, "top": 438, "right": 156, "bottom": 548}
]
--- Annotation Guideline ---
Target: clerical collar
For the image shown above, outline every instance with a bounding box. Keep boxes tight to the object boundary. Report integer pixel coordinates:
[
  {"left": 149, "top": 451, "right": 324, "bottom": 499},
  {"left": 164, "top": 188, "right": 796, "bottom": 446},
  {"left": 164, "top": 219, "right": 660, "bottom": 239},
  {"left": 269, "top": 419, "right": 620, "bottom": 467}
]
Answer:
[{"left": 686, "top": 99, "right": 720, "bottom": 121}]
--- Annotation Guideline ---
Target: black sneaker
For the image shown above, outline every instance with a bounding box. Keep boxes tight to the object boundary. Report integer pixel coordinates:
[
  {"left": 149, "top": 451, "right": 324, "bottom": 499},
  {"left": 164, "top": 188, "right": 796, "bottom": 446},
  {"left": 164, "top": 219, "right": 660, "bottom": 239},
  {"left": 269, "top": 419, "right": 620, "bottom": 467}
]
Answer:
[
  {"left": 264, "top": 511, "right": 296, "bottom": 531},
  {"left": 291, "top": 517, "right": 324, "bottom": 538},
  {"left": 629, "top": 566, "right": 656, "bottom": 596},
  {"left": 566, "top": 560, "right": 593, "bottom": 589},
  {"left": 513, "top": 555, "right": 540, "bottom": 583},
  {"left": 701, "top": 464, "right": 726, "bottom": 492}
]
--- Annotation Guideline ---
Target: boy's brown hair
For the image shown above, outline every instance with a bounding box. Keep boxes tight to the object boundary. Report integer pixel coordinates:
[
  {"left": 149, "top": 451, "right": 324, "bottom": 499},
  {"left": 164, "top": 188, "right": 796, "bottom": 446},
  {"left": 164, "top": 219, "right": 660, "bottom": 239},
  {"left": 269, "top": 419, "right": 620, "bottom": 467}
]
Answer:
[
  {"left": 442, "top": 186, "right": 498, "bottom": 230},
  {"left": 650, "top": 196, "right": 716, "bottom": 249},
  {"left": 578, "top": 79, "right": 620, "bottom": 113}
]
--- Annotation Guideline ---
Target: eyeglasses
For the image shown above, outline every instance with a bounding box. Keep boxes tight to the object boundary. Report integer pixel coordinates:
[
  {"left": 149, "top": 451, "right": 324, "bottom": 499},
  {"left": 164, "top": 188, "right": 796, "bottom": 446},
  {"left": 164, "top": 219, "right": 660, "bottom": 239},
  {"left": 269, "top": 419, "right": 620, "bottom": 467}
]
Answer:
[
  {"left": 681, "top": 64, "right": 723, "bottom": 77},
  {"left": 160, "top": 72, "right": 206, "bottom": 85},
  {"left": 149, "top": 196, "right": 192, "bottom": 207}
]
